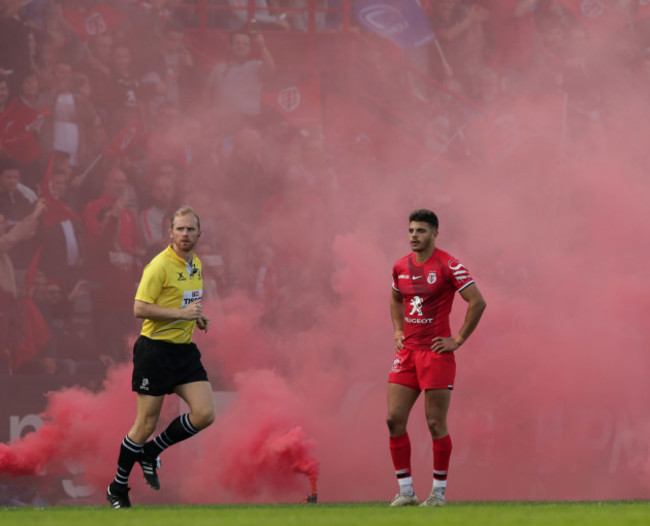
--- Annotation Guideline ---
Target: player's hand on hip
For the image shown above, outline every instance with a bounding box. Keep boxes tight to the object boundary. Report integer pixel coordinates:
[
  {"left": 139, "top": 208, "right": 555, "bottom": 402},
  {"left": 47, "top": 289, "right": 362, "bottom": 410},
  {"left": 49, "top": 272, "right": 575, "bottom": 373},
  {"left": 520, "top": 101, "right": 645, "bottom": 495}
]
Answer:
[
  {"left": 394, "top": 330, "right": 405, "bottom": 351},
  {"left": 183, "top": 302, "right": 203, "bottom": 320},
  {"left": 431, "top": 336, "right": 459, "bottom": 354}
]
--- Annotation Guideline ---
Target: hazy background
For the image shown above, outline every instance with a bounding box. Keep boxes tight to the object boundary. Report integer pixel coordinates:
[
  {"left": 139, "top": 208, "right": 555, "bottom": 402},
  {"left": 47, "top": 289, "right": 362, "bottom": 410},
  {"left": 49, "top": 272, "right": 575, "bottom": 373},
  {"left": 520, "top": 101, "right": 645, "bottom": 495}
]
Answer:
[{"left": 1, "top": 0, "right": 649, "bottom": 505}]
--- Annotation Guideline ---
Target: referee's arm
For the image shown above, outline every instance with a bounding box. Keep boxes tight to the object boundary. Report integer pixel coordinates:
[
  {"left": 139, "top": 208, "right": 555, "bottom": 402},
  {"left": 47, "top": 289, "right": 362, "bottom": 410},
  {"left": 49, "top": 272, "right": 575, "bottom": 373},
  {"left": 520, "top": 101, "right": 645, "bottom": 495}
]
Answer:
[{"left": 134, "top": 299, "right": 203, "bottom": 321}]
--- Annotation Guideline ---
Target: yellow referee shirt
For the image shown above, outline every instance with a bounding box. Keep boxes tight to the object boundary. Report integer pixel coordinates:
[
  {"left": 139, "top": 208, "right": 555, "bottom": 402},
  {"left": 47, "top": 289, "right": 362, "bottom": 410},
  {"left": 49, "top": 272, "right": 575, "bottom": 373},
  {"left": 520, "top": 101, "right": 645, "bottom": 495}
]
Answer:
[{"left": 135, "top": 245, "right": 203, "bottom": 344}]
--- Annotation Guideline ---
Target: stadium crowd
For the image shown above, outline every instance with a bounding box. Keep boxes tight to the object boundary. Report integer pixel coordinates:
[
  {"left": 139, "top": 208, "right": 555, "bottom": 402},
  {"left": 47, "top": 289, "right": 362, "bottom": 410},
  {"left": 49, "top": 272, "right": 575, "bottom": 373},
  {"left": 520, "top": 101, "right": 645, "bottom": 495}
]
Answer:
[{"left": 1, "top": 0, "right": 649, "bottom": 384}]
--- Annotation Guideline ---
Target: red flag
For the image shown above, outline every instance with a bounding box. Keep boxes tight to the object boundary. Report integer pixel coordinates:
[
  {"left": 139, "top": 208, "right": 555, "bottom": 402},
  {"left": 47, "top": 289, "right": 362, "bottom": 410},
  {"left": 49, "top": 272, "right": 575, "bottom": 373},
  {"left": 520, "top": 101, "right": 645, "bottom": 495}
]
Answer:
[
  {"left": 0, "top": 99, "right": 49, "bottom": 163},
  {"left": 559, "top": 0, "right": 625, "bottom": 39},
  {"left": 39, "top": 152, "right": 81, "bottom": 227},
  {"left": 11, "top": 247, "right": 50, "bottom": 371},
  {"left": 11, "top": 297, "right": 51, "bottom": 372},
  {"left": 103, "top": 119, "right": 143, "bottom": 157},
  {"left": 63, "top": 5, "right": 127, "bottom": 42},
  {"left": 262, "top": 76, "right": 322, "bottom": 127}
]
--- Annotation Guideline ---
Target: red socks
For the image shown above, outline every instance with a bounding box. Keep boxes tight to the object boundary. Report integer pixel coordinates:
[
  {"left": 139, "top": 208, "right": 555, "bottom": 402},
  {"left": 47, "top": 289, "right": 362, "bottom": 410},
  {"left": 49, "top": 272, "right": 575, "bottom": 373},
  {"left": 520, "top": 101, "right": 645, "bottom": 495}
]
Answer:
[
  {"left": 389, "top": 433, "right": 412, "bottom": 478},
  {"left": 433, "top": 434, "right": 452, "bottom": 481}
]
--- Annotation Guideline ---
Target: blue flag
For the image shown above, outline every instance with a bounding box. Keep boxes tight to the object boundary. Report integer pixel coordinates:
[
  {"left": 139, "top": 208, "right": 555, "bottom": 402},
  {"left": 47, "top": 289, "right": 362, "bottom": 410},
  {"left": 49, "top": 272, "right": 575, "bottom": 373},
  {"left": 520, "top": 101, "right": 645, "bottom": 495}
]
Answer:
[{"left": 355, "top": 0, "right": 436, "bottom": 49}]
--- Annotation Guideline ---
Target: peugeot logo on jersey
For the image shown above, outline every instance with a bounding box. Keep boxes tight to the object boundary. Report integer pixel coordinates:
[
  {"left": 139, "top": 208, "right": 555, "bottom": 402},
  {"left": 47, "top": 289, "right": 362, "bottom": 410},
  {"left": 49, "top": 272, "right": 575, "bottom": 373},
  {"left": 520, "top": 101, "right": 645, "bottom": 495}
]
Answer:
[{"left": 409, "top": 296, "right": 423, "bottom": 316}]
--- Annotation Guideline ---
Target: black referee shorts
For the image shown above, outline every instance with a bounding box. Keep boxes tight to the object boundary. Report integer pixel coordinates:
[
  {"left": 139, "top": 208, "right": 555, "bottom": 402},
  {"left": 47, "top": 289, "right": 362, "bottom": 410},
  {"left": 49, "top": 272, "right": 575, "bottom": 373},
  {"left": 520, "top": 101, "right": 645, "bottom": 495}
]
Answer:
[{"left": 132, "top": 335, "right": 209, "bottom": 396}]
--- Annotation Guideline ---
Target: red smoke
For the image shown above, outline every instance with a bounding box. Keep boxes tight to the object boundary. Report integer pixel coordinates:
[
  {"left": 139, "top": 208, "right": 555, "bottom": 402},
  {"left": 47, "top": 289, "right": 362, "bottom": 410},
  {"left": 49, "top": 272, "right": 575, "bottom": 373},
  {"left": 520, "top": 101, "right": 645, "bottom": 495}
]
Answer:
[
  {"left": 2, "top": 5, "right": 650, "bottom": 506},
  {"left": 3, "top": 120, "right": 650, "bottom": 502}
]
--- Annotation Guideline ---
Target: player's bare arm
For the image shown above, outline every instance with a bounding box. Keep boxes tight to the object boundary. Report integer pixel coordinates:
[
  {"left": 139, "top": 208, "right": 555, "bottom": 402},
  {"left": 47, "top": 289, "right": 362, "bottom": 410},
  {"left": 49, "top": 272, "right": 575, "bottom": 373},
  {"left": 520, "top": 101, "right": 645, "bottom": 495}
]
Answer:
[
  {"left": 390, "top": 289, "right": 406, "bottom": 350},
  {"left": 431, "top": 283, "right": 486, "bottom": 354},
  {"left": 134, "top": 299, "right": 203, "bottom": 321}
]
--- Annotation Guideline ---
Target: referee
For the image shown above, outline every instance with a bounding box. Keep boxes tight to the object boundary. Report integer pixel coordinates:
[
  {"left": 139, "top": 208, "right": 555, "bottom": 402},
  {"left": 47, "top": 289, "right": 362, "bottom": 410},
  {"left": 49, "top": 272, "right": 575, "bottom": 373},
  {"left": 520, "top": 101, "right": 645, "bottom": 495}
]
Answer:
[{"left": 107, "top": 206, "right": 216, "bottom": 509}]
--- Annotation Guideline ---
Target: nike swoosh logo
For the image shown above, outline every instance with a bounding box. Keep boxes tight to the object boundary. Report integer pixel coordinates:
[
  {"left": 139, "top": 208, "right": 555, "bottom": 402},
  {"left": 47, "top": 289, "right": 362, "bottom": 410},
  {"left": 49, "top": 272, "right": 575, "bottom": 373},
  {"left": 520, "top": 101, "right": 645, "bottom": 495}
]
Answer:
[{"left": 412, "top": 276, "right": 423, "bottom": 280}]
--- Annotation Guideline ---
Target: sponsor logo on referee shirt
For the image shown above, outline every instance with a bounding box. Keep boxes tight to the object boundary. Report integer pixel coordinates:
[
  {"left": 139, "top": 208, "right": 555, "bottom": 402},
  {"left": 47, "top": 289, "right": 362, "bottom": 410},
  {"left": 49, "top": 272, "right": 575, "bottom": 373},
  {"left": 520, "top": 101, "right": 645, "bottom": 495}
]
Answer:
[
  {"left": 177, "top": 272, "right": 187, "bottom": 281},
  {"left": 182, "top": 289, "right": 202, "bottom": 307}
]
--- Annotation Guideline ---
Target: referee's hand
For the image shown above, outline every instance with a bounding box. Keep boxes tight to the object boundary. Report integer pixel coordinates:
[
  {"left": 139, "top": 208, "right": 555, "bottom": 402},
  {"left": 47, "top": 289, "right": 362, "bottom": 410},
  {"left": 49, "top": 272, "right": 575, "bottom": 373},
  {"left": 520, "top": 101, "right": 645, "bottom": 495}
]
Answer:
[
  {"left": 183, "top": 302, "right": 203, "bottom": 320},
  {"left": 196, "top": 315, "right": 210, "bottom": 332}
]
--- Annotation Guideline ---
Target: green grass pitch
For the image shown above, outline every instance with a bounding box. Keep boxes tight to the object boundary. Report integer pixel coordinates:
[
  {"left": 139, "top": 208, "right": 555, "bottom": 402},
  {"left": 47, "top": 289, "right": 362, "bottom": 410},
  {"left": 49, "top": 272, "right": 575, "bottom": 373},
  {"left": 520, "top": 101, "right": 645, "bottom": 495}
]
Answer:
[{"left": 1, "top": 501, "right": 649, "bottom": 526}]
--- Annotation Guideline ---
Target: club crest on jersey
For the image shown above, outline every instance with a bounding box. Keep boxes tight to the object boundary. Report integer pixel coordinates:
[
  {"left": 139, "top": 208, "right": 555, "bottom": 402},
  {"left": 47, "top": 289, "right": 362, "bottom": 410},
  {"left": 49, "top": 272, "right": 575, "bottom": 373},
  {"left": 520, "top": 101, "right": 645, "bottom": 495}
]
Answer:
[
  {"left": 427, "top": 271, "right": 437, "bottom": 284},
  {"left": 409, "top": 296, "right": 423, "bottom": 316}
]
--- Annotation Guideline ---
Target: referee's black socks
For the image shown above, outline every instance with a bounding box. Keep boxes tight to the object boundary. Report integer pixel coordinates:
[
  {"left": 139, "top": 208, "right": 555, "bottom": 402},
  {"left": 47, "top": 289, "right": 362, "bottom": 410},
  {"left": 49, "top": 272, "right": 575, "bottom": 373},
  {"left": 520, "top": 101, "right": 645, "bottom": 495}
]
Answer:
[
  {"left": 143, "top": 413, "right": 199, "bottom": 459},
  {"left": 110, "top": 435, "right": 144, "bottom": 492}
]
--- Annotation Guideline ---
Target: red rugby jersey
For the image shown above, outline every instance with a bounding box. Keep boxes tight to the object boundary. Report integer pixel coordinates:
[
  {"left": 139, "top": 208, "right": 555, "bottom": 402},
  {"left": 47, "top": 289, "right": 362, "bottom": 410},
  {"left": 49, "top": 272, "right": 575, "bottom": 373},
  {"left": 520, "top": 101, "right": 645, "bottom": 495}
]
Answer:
[{"left": 392, "top": 248, "right": 474, "bottom": 347}]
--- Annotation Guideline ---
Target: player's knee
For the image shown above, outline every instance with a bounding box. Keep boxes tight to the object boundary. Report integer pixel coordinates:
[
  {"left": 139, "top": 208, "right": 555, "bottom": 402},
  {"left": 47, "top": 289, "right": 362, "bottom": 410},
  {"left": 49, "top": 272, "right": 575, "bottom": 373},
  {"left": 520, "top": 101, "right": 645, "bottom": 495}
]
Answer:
[
  {"left": 386, "top": 417, "right": 405, "bottom": 435},
  {"left": 426, "top": 417, "right": 446, "bottom": 438},
  {"left": 191, "top": 406, "right": 216, "bottom": 430},
  {"left": 130, "top": 420, "right": 157, "bottom": 443}
]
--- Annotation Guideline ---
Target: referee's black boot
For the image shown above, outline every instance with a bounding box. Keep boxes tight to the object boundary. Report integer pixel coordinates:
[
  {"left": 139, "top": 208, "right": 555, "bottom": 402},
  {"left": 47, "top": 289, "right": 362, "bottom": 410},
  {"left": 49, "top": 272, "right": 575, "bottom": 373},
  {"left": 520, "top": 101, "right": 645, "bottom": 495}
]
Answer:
[
  {"left": 107, "top": 484, "right": 132, "bottom": 509},
  {"left": 138, "top": 453, "right": 161, "bottom": 490}
]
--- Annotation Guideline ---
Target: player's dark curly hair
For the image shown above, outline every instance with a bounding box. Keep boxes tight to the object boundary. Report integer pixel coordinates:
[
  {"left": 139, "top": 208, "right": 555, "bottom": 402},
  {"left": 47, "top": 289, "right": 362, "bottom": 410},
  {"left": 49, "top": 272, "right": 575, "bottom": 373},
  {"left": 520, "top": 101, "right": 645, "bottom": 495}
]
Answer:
[{"left": 409, "top": 209, "right": 439, "bottom": 229}]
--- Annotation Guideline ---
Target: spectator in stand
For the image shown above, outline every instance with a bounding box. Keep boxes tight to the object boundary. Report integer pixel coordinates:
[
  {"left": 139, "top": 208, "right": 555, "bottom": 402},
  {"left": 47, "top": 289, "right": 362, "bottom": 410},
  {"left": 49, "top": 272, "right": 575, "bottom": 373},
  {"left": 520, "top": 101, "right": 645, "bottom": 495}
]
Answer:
[
  {"left": 483, "top": 0, "right": 537, "bottom": 74},
  {"left": 0, "top": 211, "right": 28, "bottom": 372},
  {"left": 30, "top": 275, "right": 101, "bottom": 375},
  {"left": 81, "top": 34, "right": 114, "bottom": 122},
  {"left": 51, "top": 149, "right": 72, "bottom": 179},
  {"left": 82, "top": 166, "right": 142, "bottom": 366},
  {"left": 428, "top": 0, "right": 490, "bottom": 88},
  {"left": 226, "top": 0, "right": 291, "bottom": 31},
  {"left": 138, "top": 170, "right": 175, "bottom": 258},
  {"left": 0, "top": 0, "right": 32, "bottom": 96},
  {"left": 185, "top": 188, "right": 227, "bottom": 303},
  {"left": 140, "top": 20, "right": 199, "bottom": 113},
  {"left": 217, "top": 127, "right": 277, "bottom": 285},
  {"left": 0, "top": 76, "right": 9, "bottom": 115},
  {"left": 0, "top": 159, "right": 47, "bottom": 278},
  {"left": 105, "top": 43, "right": 145, "bottom": 137},
  {"left": 220, "top": 127, "right": 277, "bottom": 218},
  {"left": 254, "top": 167, "right": 331, "bottom": 315},
  {"left": 289, "top": 0, "right": 328, "bottom": 32},
  {"left": 26, "top": 30, "right": 41, "bottom": 77},
  {"left": 286, "top": 132, "right": 337, "bottom": 194},
  {"left": 0, "top": 209, "right": 43, "bottom": 296},
  {"left": 122, "top": 0, "right": 175, "bottom": 61},
  {"left": 12, "top": 71, "right": 48, "bottom": 191},
  {"left": 204, "top": 30, "right": 277, "bottom": 126},
  {"left": 42, "top": 61, "right": 100, "bottom": 169},
  {"left": 460, "top": 66, "right": 521, "bottom": 164},
  {"left": 38, "top": 171, "right": 84, "bottom": 293},
  {"left": 18, "top": 71, "right": 45, "bottom": 113},
  {"left": 43, "top": 15, "right": 83, "bottom": 70},
  {"left": 144, "top": 101, "right": 191, "bottom": 177}
]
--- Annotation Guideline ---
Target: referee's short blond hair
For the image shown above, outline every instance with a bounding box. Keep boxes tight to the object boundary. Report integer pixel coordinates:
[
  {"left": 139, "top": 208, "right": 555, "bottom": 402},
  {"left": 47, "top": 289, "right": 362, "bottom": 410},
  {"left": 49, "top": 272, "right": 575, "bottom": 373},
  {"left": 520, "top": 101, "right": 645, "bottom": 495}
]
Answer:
[{"left": 171, "top": 206, "right": 201, "bottom": 231}]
